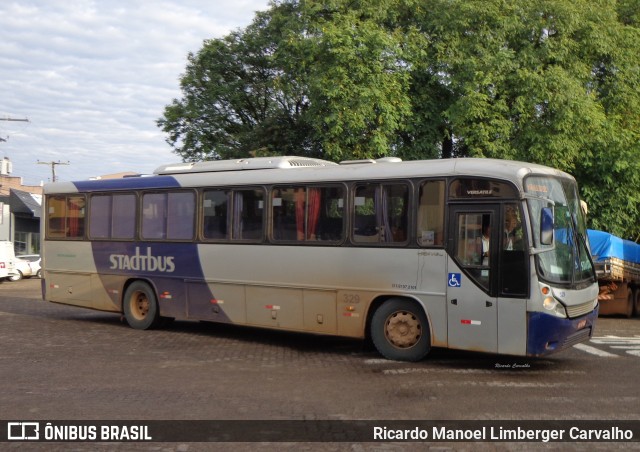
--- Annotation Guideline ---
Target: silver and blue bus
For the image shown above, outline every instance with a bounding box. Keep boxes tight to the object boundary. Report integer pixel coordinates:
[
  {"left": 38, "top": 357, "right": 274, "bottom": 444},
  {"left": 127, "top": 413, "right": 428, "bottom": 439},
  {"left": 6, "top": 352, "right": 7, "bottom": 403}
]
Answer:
[{"left": 42, "top": 156, "right": 598, "bottom": 361}]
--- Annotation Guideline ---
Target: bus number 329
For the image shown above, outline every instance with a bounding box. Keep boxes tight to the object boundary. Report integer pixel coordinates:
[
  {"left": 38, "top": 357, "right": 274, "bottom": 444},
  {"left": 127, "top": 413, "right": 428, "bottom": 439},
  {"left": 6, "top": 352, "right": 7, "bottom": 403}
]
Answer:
[{"left": 42, "top": 156, "right": 598, "bottom": 361}]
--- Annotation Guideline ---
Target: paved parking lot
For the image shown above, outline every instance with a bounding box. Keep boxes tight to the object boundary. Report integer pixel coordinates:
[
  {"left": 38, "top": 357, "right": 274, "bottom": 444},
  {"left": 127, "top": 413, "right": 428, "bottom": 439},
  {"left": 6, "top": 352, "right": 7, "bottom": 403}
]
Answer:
[
  {"left": 1, "top": 278, "right": 639, "bottom": 451},
  {"left": 0, "top": 280, "right": 374, "bottom": 419}
]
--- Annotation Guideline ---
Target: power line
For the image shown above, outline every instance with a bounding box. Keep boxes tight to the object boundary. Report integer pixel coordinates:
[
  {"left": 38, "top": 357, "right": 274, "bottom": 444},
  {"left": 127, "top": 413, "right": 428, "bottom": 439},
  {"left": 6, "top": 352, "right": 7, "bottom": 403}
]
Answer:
[{"left": 38, "top": 160, "right": 70, "bottom": 183}]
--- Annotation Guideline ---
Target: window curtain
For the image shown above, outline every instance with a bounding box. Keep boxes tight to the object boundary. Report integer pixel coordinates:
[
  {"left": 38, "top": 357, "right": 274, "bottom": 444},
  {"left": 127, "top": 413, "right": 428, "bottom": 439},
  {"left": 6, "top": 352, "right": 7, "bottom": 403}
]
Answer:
[
  {"left": 307, "top": 188, "right": 321, "bottom": 240},
  {"left": 295, "top": 188, "right": 305, "bottom": 240},
  {"left": 68, "top": 198, "right": 81, "bottom": 237},
  {"left": 378, "top": 187, "right": 392, "bottom": 242},
  {"left": 233, "top": 192, "right": 243, "bottom": 240}
]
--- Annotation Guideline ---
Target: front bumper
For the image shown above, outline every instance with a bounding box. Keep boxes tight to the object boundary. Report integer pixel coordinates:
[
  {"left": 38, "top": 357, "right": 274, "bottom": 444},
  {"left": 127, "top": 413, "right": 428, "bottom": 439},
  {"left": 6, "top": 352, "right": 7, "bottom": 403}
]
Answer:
[{"left": 526, "top": 306, "right": 599, "bottom": 356}]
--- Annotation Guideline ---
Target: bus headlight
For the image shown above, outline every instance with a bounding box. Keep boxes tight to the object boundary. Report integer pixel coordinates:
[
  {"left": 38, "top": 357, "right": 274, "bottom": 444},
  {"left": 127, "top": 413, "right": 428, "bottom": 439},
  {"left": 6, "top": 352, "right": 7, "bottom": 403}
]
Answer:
[{"left": 543, "top": 296, "right": 567, "bottom": 318}]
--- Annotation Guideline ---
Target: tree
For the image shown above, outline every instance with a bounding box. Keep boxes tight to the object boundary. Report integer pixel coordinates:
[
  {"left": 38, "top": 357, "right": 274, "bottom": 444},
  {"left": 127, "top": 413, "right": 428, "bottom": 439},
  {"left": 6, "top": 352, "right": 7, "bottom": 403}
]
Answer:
[
  {"left": 159, "top": 0, "right": 417, "bottom": 161},
  {"left": 296, "top": 0, "right": 414, "bottom": 160},
  {"left": 409, "top": 0, "right": 640, "bottom": 239},
  {"left": 159, "top": 0, "right": 640, "bottom": 239},
  {"left": 158, "top": 3, "right": 319, "bottom": 160}
]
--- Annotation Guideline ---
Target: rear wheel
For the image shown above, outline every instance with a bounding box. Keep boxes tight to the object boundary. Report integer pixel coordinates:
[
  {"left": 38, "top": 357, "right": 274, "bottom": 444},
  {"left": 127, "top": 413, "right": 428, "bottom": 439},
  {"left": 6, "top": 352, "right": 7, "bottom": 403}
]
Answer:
[
  {"left": 633, "top": 288, "right": 640, "bottom": 317},
  {"left": 625, "top": 288, "right": 633, "bottom": 318},
  {"left": 9, "top": 271, "right": 23, "bottom": 282},
  {"left": 123, "top": 281, "right": 160, "bottom": 330},
  {"left": 370, "top": 298, "right": 431, "bottom": 362}
]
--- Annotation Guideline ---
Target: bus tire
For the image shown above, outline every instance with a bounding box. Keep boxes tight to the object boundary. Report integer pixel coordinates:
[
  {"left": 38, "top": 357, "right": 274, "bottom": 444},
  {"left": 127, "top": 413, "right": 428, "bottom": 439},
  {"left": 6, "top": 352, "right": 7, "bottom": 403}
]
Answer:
[
  {"left": 370, "top": 298, "right": 431, "bottom": 362},
  {"left": 633, "top": 288, "right": 640, "bottom": 318},
  {"left": 123, "top": 281, "right": 160, "bottom": 330}
]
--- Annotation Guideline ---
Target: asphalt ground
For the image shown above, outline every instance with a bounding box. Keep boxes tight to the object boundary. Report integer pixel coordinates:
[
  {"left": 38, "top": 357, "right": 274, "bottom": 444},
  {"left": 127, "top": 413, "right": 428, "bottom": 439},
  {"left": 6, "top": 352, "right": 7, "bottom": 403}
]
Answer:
[{"left": 1, "top": 278, "right": 639, "bottom": 451}]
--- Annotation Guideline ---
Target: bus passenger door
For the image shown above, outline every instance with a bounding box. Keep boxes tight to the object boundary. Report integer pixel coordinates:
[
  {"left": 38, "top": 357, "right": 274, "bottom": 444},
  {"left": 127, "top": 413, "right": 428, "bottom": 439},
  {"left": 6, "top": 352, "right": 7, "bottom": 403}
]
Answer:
[{"left": 446, "top": 206, "right": 499, "bottom": 353}]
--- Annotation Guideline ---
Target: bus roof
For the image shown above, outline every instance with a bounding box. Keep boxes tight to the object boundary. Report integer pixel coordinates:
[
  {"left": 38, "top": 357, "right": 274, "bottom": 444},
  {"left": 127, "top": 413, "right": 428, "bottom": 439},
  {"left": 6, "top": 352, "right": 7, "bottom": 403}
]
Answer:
[{"left": 43, "top": 157, "right": 573, "bottom": 194}]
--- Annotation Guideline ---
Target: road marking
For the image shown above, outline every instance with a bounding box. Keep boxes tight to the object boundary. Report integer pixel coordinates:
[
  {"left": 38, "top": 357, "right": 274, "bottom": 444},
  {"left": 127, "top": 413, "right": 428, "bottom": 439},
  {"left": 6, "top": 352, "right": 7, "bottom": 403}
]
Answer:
[
  {"left": 586, "top": 336, "right": 640, "bottom": 357},
  {"left": 363, "top": 359, "right": 392, "bottom": 365},
  {"left": 383, "top": 368, "right": 494, "bottom": 375},
  {"left": 573, "top": 343, "right": 618, "bottom": 357},
  {"left": 591, "top": 336, "right": 640, "bottom": 345}
]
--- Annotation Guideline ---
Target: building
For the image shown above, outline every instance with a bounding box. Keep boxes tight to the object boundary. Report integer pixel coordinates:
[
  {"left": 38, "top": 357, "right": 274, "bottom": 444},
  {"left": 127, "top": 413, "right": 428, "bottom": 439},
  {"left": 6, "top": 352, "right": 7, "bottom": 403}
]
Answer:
[
  {"left": 0, "top": 157, "right": 44, "bottom": 254},
  {"left": 0, "top": 187, "right": 43, "bottom": 255},
  {"left": 2, "top": 189, "right": 42, "bottom": 254}
]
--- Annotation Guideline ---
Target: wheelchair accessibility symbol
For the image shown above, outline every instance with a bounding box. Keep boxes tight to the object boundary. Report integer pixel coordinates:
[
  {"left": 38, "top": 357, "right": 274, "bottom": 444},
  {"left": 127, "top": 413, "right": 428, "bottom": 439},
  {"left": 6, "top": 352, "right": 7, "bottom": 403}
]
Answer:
[{"left": 448, "top": 273, "right": 461, "bottom": 287}]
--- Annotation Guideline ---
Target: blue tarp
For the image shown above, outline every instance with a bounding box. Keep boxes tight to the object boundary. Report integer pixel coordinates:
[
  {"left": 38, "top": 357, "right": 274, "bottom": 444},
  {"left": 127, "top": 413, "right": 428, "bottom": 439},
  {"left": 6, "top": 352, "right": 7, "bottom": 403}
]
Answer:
[{"left": 588, "top": 229, "right": 640, "bottom": 264}]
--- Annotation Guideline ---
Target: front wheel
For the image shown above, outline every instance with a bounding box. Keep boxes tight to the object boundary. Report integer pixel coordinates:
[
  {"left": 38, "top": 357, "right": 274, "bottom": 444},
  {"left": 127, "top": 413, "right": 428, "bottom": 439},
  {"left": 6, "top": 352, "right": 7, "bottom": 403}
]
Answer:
[
  {"left": 370, "top": 298, "right": 431, "bottom": 362},
  {"left": 123, "top": 281, "right": 160, "bottom": 330},
  {"left": 9, "top": 271, "right": 23, "bottom": 282}
]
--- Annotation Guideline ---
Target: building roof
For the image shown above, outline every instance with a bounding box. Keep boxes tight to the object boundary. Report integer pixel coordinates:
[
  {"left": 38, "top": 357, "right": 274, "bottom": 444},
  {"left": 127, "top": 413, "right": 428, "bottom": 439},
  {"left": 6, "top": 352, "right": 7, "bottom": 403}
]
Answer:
[{"left": 8, "top": 189, "right": 42, "bottom": 218}]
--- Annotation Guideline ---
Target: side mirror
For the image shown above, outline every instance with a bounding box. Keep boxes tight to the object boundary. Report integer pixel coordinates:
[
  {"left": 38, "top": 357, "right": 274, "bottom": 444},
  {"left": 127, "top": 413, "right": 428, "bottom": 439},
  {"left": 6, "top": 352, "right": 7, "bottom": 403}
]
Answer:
[{"left": 540, "top": 207, "right": 554, "bottom": 245}]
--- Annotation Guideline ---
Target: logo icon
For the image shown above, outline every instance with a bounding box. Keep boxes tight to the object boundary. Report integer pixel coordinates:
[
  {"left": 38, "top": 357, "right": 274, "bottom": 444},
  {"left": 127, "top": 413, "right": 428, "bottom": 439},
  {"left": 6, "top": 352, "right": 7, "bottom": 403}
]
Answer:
[
  {"left": 448, "top": 273, "right": 461, "bottom": 287},
  {"left": 7, "top": 422, "right": 39, "bottom": 440}
]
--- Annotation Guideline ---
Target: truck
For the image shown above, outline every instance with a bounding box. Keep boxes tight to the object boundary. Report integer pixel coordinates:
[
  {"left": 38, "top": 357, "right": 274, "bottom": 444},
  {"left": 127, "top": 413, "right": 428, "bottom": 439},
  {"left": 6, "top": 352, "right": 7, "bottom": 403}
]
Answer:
[{"left": 588, "top": 229, "right": 640, "bottom": 317}]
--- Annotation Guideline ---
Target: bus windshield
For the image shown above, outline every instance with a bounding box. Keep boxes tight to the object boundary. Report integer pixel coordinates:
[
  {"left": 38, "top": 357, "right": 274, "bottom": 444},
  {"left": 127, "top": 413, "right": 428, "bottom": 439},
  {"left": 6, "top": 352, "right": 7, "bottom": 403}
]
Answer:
[{"left": 525, "top": 176, "right": 595, "bottom": 286}]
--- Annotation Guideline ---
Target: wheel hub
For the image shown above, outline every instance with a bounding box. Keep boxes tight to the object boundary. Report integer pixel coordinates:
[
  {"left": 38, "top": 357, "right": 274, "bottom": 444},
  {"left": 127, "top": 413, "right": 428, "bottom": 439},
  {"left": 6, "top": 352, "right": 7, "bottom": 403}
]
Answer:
[
  {"left": 132, "top": 292, "right": 149, "bottom": 320},
  {"left": 385, "top": 311, "right": 421, "bottom": 348}
]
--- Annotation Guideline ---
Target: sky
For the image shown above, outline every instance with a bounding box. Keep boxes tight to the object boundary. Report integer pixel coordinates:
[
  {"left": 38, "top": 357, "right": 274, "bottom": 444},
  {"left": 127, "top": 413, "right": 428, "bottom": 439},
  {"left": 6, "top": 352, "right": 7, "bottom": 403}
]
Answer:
[{"left": 0, "top": 0, "right": 271, "bottom": 185}]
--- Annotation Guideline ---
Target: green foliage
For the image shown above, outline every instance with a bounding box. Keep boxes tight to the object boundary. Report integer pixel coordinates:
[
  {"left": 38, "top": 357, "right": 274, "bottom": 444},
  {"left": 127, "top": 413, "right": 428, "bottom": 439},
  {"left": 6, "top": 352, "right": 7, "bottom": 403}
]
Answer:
[
  {"left": 157, "top": 3, "right": 320, "bottom": 160},
  {"left": 159, "top": 0, "right": 640, "bottom": 240},
  {"left": 300, "top": 0, "right": 415, "bottom": 160}
]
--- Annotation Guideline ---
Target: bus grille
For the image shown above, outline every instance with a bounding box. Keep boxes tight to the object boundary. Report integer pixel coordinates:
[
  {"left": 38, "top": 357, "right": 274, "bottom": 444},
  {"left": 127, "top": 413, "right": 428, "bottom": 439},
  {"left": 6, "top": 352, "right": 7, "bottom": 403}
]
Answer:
[
  {"left": 561, "top": 327, "right": 592, "bottom": 349},
  {"left": 566, "top": 300, "right": 595, "bottom": 318}
]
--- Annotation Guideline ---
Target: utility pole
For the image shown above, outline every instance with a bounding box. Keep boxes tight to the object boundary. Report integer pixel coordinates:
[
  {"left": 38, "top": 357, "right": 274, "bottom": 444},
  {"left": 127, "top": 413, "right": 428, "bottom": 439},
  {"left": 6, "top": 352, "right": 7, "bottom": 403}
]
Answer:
[
  {"left": 0, "top": 116, "right": 29, "bottom": 142},
  {"left": 38, "top": 160, "right": 70, "bottom": 183},
  {"left": 0, "top": 117, "right": 29, "bottom": 122}
]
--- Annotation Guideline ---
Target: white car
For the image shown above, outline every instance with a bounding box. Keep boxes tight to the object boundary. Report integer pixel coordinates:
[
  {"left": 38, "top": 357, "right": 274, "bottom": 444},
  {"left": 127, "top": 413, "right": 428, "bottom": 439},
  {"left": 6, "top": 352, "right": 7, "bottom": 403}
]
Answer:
[
  {"left": 10, "top": 257, "right": 34, "bottom": 281},
  {"left": 19, "top": 254, "right": 41, "bottom": 278}
]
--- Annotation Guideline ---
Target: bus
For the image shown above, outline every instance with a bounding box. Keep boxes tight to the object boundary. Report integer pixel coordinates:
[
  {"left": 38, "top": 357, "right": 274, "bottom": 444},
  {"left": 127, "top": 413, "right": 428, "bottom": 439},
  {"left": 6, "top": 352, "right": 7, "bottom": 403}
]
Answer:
[{"left": 41, "top": 156, "right": 599, "bottom": 361}]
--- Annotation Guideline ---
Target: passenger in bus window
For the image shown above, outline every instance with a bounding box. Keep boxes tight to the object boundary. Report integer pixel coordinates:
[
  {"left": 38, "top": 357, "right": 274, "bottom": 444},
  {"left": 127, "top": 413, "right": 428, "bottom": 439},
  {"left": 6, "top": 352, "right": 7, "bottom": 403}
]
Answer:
[
  {"left": 482, "top": 223, "right": 491, "bottom": 265},
  {"left": 504, "top": 207, "right": 521, "bottom": 250}
]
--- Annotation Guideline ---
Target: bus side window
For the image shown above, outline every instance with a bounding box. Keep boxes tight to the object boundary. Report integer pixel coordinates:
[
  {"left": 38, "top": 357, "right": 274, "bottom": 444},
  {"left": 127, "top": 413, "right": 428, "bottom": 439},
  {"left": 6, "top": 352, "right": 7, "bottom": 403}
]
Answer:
[
  {"left": 47, "top": 195, "right": 85, "bottom": 239},
  {"left": 142, "top": 193, "right": 166, "bottom": 239},
  {"left": 353, "top": 184, "right": 408, "bottom": 244},
  {"left": 233, "top": 189, "right": 264, "bottom": 241},
  {"left": 167, "top": 192, "right": 195, "bottom": 240},
  {"left": 317, "top": 187, "right": 344, "bottom": 242},
  {"left": 272, "top": 187, "right": 298, "bottom": 241},
  {"left": 90, "top": 194, "right": 136, "bottom": 240},
  {"left": 417, "top": 180, "right": 445, "bottom": 247},
  {"left": 67, "top": 196, "right": 86, "bottom": 238},
  {"left": 383, "top": 184, "right": 408, "bottom": 243},
  {"left": 142, "top": 191, "right": 195, "bottom": 240},
  {"left": 112, "top": 194, "right": 136, "bottom": 239},
  {"left": 353, "top": 185, "right": 377, "bottom": 242},
  {"left": 271, "top": 186, "right": 343, "bottom": 243},
  {"left": 203, "top": 190, "right": 230, "bottom": 240},
  {"left": 89, "top": 195, "right": 111, "bottom": 239}
]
